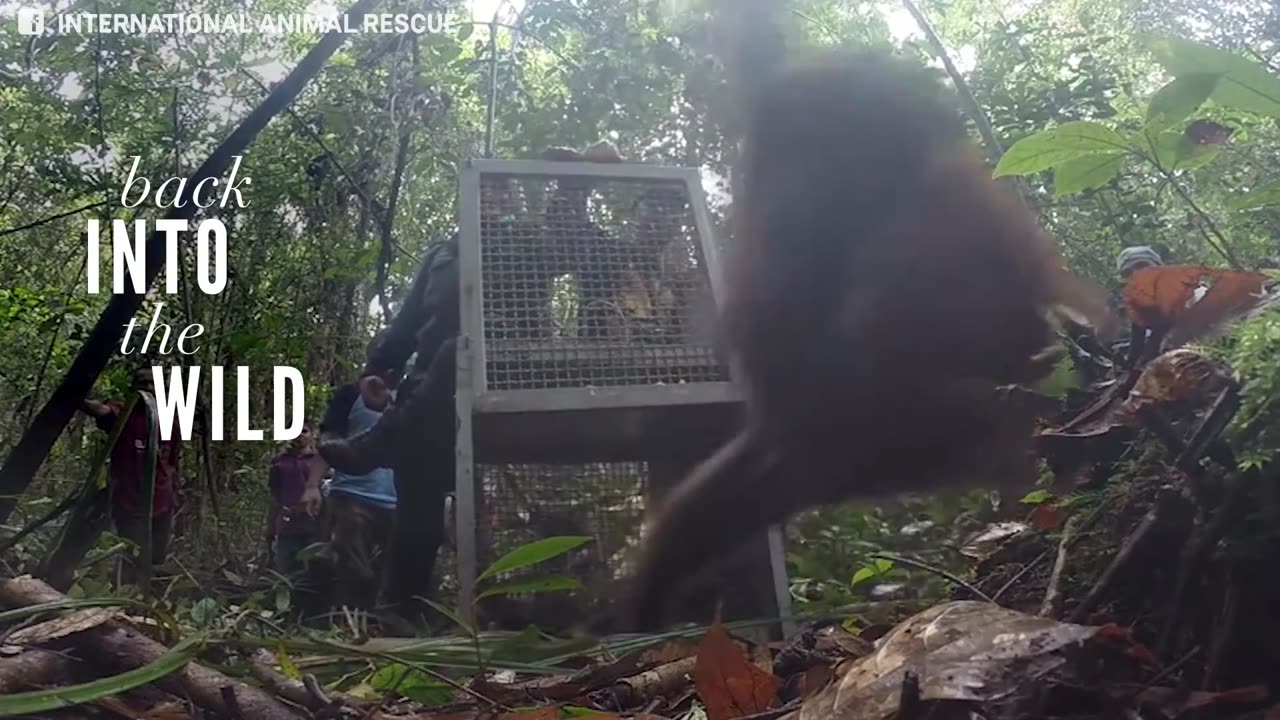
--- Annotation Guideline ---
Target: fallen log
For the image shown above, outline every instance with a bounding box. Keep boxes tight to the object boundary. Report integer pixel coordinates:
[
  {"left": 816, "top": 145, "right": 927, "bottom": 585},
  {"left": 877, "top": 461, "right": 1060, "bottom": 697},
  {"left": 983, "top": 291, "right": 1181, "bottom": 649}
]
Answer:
[
  {"left": 0, "top": 649, "right": 81, "bottom": 694},
  {"left": 0, "top": 575, "right": 302, "bottom": 720}
]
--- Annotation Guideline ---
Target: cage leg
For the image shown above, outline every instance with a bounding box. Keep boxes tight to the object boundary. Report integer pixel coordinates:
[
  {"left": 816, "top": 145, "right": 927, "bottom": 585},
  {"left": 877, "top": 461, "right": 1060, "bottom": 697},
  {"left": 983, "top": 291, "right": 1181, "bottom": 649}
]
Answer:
[{"left": 455, "top": 338, "right": 478, "bottom": 623}]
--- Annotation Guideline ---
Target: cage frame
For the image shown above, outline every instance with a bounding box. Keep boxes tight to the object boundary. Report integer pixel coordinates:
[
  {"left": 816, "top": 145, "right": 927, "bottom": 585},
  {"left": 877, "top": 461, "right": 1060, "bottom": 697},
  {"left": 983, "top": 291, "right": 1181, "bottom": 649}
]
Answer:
[{"left": 453, "top": 158, "right": 791, "bottom": 631}]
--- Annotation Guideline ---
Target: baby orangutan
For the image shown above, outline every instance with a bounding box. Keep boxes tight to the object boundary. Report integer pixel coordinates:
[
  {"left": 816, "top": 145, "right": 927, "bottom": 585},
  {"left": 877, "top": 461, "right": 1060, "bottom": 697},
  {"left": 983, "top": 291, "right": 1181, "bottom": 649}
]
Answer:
[{"left": 629, "top": 51, "right": 1112, "bottom": 628}]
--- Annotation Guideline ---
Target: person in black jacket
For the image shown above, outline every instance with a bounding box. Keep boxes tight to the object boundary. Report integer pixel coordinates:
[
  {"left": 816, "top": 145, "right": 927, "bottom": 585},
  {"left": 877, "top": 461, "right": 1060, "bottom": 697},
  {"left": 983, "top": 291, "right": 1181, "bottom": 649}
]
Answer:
[{"left": 318, "top": 236, "right": 459, "bottom": 622}]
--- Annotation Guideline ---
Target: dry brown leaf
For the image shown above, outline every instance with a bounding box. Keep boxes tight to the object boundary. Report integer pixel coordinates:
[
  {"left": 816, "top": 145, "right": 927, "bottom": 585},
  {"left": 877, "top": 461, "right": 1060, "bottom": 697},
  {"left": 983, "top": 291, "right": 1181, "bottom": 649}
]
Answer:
[
  {"left": 798, "top": 665, "right": 833, "bottom": 699},
  {"left": 792, "top": 602, "right": 1129, "bottom": 720},
  {"left": 637, "top": 639, "right": 699, "bottom": 666},
  {"left": 1029, "top": 504, "right": 1067, "bottom": 530},
  {"left": 693, "top": 621, "right": 779, "bottom": 720},
  {"left": 6, "top": 607, "right": 121, "bottom": 646},
  {"left": 1116, "top": 348, "right": 1231, "bottom": 422}
]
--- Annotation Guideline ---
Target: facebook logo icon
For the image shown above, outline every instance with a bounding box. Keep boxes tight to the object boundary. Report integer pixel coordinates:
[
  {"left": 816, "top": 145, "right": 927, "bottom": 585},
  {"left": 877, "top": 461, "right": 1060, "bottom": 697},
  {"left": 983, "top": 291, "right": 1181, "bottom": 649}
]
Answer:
[{"left": 17, "top": 8, "right": 44, "bottom": 35}]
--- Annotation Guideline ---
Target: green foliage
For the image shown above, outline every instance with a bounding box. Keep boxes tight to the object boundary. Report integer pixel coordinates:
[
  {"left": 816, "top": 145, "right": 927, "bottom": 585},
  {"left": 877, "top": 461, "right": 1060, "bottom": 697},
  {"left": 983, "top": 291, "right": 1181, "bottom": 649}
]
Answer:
[
  {"left": 850, "top": 558, "right": 895, "bottom": 588},
  {"left": 1227, "top": 181, "right": 1280, "bottom": 211},
  {"left": 1020, "top": 489, "right": 1054, "bottom": 505},
  {"left": 368, "top": 663, "right": 455, "bottom": 705},
  {"left": 476, "top": 536, "right": 593, "bottom": 584},
  {"left": 1149, "top": 36, "right": 1280, "bottom": 118},
  {"left": 475, "top": 575, "right": 584, "bottom": 601},
  {"left": 994, "top": 121, "right": 1132, "bottom": 178},
  {"left": 1035, "top": 355, "right": 1083, "bottom": 399},
  {"left": 1216, "top": 307, "right": 1280, "bottom": 466},
  {"left": 1051, "top": 153, "right": 1127, "bottom": 196},
  {"left": 1145, "top": 73, "right": 1220, "bottom": 129}
]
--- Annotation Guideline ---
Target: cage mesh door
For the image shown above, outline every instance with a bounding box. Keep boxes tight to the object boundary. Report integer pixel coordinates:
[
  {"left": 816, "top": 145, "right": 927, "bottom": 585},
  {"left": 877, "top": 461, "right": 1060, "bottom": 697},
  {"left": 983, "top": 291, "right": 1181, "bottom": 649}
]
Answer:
[{"left": 478, "top": 174, "right": 730, "bottom": 391}]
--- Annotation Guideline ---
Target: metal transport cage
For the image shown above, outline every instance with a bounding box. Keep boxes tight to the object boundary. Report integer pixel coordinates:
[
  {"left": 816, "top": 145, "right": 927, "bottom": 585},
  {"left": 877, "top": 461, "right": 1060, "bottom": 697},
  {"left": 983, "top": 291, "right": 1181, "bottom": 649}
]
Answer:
[{"left": 451, "top": 158, "right": 790, "bottom": 627}]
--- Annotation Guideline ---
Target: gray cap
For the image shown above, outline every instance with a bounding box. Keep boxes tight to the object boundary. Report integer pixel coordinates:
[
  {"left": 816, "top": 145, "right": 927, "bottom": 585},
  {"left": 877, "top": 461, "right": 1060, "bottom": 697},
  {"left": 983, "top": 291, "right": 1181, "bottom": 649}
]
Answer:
[{"left": 1116, "top": 245, "right": 1163, "bottom": 274}]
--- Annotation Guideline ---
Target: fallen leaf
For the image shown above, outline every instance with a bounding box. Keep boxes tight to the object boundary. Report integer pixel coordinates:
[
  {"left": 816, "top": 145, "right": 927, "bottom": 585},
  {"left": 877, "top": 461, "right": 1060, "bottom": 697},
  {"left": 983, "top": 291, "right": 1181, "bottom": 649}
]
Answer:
[
  {"left": 959, "top": 522, "right": 1030, "bottom": 561},
  {"left": 6, "top": 608, "right": 121, "bottom": 646},
  {"left": 791, "top": 601, "right": 1137, "bottom": 720},
  {"left": 692, "top": 621, "right": 778, "bottom": 720},
  {"left": 798, "top": 664, "right": 833, "bottom": 699},
  {"left": 638, "top": 639, "right": 700, "bottom": 666},
  {"left": 1030, "top": 504, "right": 1068, "bottom": 530},
  {"left": 1092, "top": 624, "right": 1160, "bottom": 667},
  {"left": 1116, "top": 348, "right": 1232, "bottom": 422}
]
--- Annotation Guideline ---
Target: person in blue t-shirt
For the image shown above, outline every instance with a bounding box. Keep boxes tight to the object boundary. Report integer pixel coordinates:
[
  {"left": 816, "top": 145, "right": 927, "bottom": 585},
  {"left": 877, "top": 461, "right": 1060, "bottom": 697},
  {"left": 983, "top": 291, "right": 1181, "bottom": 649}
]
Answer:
[{"left": 304, "top": 374, "right": 398, "bottom": 611}]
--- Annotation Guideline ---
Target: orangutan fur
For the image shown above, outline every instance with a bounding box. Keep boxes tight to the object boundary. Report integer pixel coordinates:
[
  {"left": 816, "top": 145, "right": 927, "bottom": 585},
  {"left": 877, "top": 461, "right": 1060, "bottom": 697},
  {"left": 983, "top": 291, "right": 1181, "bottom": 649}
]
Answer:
[{"left": 628, "top": 51, "right": 1112, "bottom": 629}]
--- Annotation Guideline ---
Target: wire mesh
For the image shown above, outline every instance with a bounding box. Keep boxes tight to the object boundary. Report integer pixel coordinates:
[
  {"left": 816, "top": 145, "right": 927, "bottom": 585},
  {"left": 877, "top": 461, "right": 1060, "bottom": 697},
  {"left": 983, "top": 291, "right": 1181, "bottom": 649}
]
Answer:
[
  {"left": 472, "top": 461, "right": 647, "bottom": 597},
  {"left": 477, "top": 173, "right": 729, "bottom": 391}
]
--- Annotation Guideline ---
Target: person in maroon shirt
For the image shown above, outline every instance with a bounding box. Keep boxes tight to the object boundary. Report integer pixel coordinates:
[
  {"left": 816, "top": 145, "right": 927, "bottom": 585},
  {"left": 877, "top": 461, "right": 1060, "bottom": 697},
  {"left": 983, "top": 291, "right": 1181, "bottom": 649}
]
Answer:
[
  {"left": 79, "top": 367, "right": 181, "bottom": 583},
  {"left": 267, "top": 425, "right": 321, "bottom": 575}
]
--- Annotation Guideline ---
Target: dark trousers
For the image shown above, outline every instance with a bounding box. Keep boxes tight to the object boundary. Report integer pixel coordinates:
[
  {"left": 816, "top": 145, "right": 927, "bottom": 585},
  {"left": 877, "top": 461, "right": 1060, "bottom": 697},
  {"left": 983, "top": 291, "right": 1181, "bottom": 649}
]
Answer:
[
  {"left": 274, "top": 533, "right": 313, "bottom": 576},
  {"left": 111, "top": 510, "right": 172, "bottom": 585},
  {"left": 383, "top": 338, "right": 457, "bottom": 619},
  {"left": 328, "top": 491, "right": 395, "bottom": 610}
]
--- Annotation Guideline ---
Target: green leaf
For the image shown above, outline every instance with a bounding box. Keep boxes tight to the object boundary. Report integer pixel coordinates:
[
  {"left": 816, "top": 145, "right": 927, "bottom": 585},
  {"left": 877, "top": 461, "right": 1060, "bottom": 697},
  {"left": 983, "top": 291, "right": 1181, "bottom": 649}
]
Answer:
[
  {"left": 475, "top": 574, "right": 584, "bottom": 601},
  {"left": 873, "top": 558, "right": 895, "bottom": 574},
  {"left": 458, "top": 22, "right": 474, "bottom": 41},
  {"left": 368, "top": 664, "right": 455, "bottom": 705},
  {"left": 275, "top": 643, "right": 301, "bottom": 680},
  {"left": 1052, "top": 153, "right": 1125, "bottom": 196},
  {"left": 1021, "top": 489, "right": 1053, "bottom": 505},
  {"left": 423, "top": 597, "right": 474, "bottom": 635},
  {"left": 0, "top": 636, "right": 202, "bottom": 715},
  {"left": 1143, "top": 130, "right": 1221, "bottom": 171},
  {"left": 1035, "top": 354, "right": 1083, "bottom": 397},
  {"left": 1146, "top": 73, "right": 1221, "bottom": 128},
  {"left": 1227, "top": 181, "right": 1280, "bottom": 211},
  {"left": 1150, "top": 36, "right": 1280, "bottom": 118},
  {"left": 994, "top": 121, "right": 1132, "bottom": 177},
  {"left": 190, "top": 597, "right": 217, "bottom": 627},
  {"left": 851, "top": 566, "right": 877, "bottom": 586},
  {"left": 274, "top": 584, "right": 291, "bottom": 613},
  {"left": 476, "top": 536, "right": 592, "bottom": 583}
]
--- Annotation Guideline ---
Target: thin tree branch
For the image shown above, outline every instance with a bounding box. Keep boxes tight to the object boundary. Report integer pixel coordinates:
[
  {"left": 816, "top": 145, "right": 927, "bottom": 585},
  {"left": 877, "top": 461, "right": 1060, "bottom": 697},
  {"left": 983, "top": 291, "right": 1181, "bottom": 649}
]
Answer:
[
  {"left": 0, "top": 201, "right": 110, "bottom": 238},
  {"left": 901, "top": 0, "right": 1004, "bottom": 160},
  {"left": 1160, "top": 165, "right": 1242, "bottom": 269}
]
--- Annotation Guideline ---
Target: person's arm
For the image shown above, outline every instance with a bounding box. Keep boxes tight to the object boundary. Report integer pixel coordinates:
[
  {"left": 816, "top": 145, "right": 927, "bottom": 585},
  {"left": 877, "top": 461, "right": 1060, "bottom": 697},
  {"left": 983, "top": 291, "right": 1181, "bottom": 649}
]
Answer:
[
  {"left": 301, "top": 456, "right": 328, "bottom": 517},
  {"left": 80, "top": 399, "right": 118, "bottom": 432}
]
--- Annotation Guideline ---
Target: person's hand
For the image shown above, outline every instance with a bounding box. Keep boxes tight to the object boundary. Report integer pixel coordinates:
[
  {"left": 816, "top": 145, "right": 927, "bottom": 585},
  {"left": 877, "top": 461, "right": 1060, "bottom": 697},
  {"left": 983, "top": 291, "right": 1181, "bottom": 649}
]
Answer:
[
  {"left": 359, "top": 375, "right": 391, "bottom": 411},
  {"left": 301, "top": 485, "right": 322, "bottom": 517}
]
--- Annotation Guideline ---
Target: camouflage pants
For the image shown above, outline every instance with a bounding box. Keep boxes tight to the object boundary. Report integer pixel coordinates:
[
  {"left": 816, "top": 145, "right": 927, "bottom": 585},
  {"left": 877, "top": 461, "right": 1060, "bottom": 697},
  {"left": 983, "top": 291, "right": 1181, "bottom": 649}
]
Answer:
[{"left": 327, "top": 491, "right": 395, "bottom": 611}]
